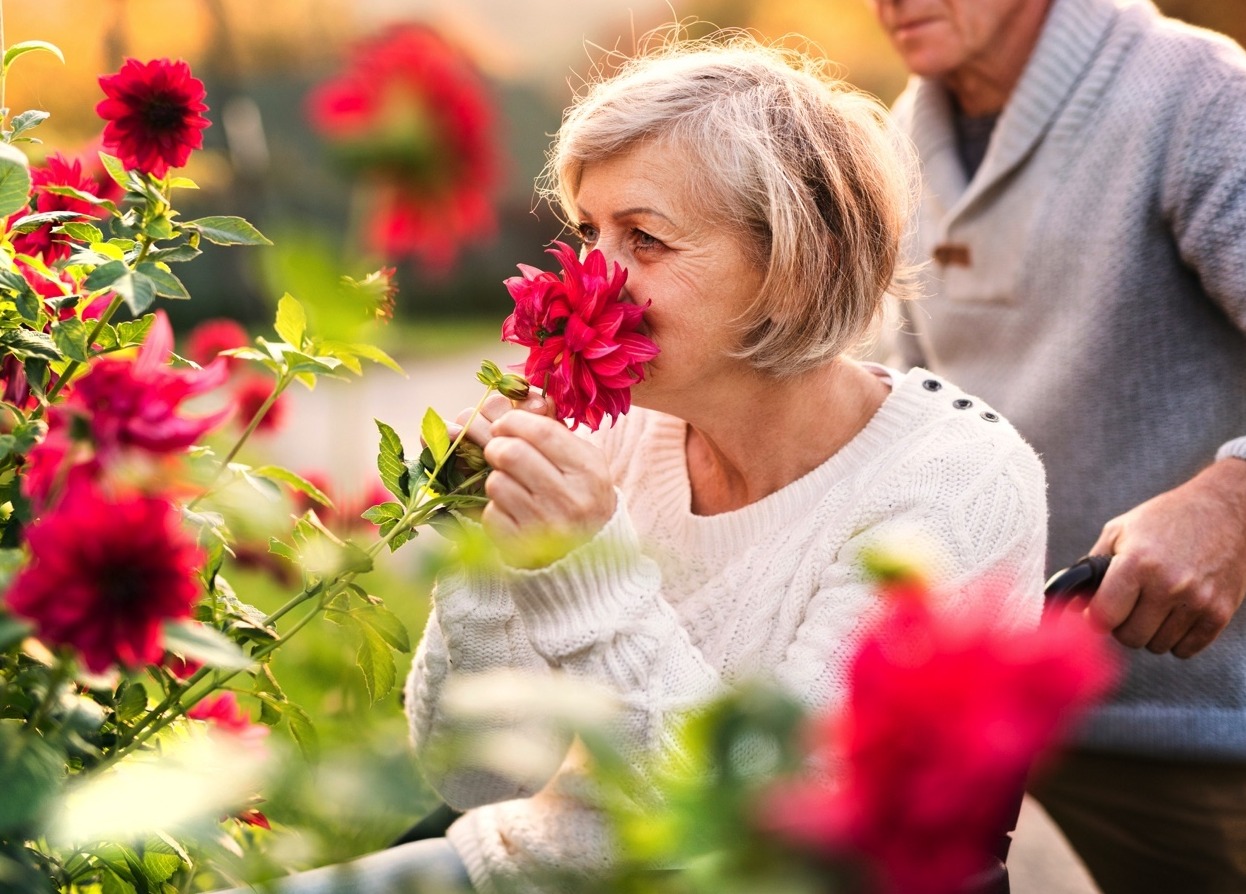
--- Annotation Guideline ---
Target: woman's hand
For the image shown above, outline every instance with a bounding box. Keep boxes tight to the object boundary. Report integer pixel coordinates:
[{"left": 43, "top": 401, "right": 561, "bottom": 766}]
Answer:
[{"left": 452, "top": 394, "right": 617, "bottom": 568}]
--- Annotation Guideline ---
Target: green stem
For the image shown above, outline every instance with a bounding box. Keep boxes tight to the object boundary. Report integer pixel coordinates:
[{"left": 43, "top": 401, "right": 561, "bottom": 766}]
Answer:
[{"left": 187, "top": 371, "right": 294, "bottom": 511}]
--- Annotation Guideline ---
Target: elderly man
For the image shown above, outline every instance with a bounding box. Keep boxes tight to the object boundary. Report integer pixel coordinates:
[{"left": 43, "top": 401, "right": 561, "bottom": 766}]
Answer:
[{"left": 869, "top": 0, "right": 1246, "bottom": 891}]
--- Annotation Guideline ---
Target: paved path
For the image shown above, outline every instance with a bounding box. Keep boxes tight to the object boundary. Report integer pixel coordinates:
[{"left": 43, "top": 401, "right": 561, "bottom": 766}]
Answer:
[{"left": 262, "top": 344, "right": 1101, "bottom": 894}]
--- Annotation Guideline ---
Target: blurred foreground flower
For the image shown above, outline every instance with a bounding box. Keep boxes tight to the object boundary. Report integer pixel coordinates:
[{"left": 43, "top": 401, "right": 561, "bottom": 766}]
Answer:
[
  {"left": 6, "top": 483, "right": 204, "bottom": 672},
  {"left": 502, "top": 241, "right": 658, "bottom": 430},
  {"left": 96, "top": 57, "right": 210, "bottom": 177},
  {"left": 761, "top": 580, "right": 1120, "bottom": 894},
  {"left": 306, "top": 23, "right": 499, "bottom": 273}
]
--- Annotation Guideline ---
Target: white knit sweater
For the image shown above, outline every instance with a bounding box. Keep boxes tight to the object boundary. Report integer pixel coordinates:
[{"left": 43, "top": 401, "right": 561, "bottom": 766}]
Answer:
[{"left": 404, "top": 365, "right": 1047, "bottom": 894}]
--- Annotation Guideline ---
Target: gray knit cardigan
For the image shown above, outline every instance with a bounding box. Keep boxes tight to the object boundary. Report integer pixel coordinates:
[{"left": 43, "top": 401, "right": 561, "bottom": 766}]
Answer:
[{"left": 892, "top": 0, "right": 1246, "bottom": 759}]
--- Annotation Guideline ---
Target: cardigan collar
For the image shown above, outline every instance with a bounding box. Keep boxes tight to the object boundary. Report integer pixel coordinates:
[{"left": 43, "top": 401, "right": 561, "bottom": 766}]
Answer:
[{"left": 907, "top": 0, "right": 1120, "bottom": 223}]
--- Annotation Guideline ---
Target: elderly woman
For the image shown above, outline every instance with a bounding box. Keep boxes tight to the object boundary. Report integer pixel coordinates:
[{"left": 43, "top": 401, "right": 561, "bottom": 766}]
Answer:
[{"left": 221, "top": 33, "right": 1046, "bottom": 894}]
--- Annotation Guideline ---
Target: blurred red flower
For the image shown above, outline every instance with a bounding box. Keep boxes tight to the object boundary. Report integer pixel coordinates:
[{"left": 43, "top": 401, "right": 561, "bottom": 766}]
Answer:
[
  {"left": 185, "top": 317, "right": 250, "bottom": 367},
  {"left": 11, "top": 153, "right": 103, "bottom": 263},
  {"left": 4, "top": 484, "right": 203, "bottom": 672},
  {"left": 60, "top": 310, "right": 230, "bottom": 455},
  {"left": 502, "top": 241, "right": 658, "bottom": 430},
  {"left": 188, "top": 692, "right": 269, "bottom": 747},
  {"left": 761, "top": 584, "right": 1119, "bottom": 894},
  {"left": 96, "top": 58, "right": 210, "bottom": 177},
  {"left": 305, "top": 24, "right": 499, "bottom": 273},
  {"left": 231, "top": 376, "right": 285, "bottom": 434}
]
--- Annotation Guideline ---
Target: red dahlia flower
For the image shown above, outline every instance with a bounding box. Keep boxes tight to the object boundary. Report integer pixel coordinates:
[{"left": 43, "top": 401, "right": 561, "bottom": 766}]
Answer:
[
  {"left": 189, "top": 692, "right": 269, "bottom": 746},
  {"left": 5, "top": 484, "right": 203, "bottom": 672},
  {"left": 761, "top": 584, "right": 1118, "bottom": 894},
  {"left": 185, "top": 317, "right": 250, "bottom": 368},
  {"left": 11, "top": 153, "right": 103, "bottom": 263},
  {"left": 60, "top": 310, "right": 230, "bottom": 456},
  {"left": 96, "top": 58, "right": 210, "bottom": 177},
  {"left": 231, "top": 376, "right": 285, "bottom": 434},
  {"left": 502, "top": 241, "right": 658, "bottom": 430},
  {"left": 305, "top": 24, "right": 498, "bottom": 272}
]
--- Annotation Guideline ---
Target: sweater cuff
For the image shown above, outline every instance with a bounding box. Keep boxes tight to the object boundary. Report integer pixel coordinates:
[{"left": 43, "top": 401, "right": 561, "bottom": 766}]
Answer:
[
  {"left": 1215, "top": 436, "right": 1246, "bottom": 464},
  {"left": 506, "top": 492, "right": 658, "bottom": 662},
  {"left": 445, "top": 814, "right": 500, "bottom": 894}
]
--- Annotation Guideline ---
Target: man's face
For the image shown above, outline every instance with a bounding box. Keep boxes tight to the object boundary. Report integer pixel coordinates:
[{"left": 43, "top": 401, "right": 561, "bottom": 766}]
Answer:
[{"left": 869, "top": 0, "right": 1034, "bottom": 80}]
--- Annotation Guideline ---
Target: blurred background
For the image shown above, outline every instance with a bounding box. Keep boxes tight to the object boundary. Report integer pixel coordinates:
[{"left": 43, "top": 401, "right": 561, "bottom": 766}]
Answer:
[{"left": 4, "top": 1, "right": 1240, "bottom": 885}]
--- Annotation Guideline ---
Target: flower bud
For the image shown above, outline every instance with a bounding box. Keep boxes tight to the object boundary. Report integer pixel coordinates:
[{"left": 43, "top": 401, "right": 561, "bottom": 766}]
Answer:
[
  {"left": 497, "top": 374, "right": 530, "bottom": 401},
  {"left": 454, "top": 439, "right": 489, "bottom": 473}
]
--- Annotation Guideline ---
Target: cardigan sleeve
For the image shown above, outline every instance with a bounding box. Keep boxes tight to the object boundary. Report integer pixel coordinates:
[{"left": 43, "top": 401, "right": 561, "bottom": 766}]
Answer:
[
  {"left": 405, "top": 559, "right": 574, "bottom": 810},
  {"left": 1160, "top": 59, "right": 1246, "bottom": 334}
]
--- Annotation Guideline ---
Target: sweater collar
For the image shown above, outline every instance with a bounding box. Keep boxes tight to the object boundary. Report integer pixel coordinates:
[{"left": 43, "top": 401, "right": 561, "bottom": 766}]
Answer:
[{"left": 908, "top": 0, "right": 1119, "bottom": 222}]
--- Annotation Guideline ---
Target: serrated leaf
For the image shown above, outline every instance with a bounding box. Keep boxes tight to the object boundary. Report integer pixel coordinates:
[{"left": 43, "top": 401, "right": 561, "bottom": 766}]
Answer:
[
  {"left": 375, "top": 420, "right": 408, "bottom": 500},
  {"left": 52, "top": 316, "right": 90, "bottom": 362},
  {"left": 0, "top": 328, "right": 60, "bottom": 361},
  {"left": 421, "top": 408, "right": 452, "bottom": 467},
  {"left": 59, "top": 221, "right": 104, "bottom": 243},
  {"left": 167, "top": 176, "right": 198, "bottom": 190},
  {"left": 356, "top": 625, "right": 397, "bottom": 703},
  {"left": 83, "top": 258, "right": 127, "bottom": 291},
  {"left": 145, "top": 243, "right": 201, "bottom": 264},
  {"left": 101, "top": 869, "right": 138, "bottom": 894},
  {"left": 0, "top": 267, "right": 41, "bottom": 323},
  {"left": 141, "top": 847, "right": 182, "bottom": 884},
  {"left": 98, "top": 152, "right": 130, "bottom": 189},
  {"left": 355, "top": 604, "right": 410, "bottom": 652},
  {"left": 185, "top": 215, "right": 272, "bottom": 246},
  {"left": 115, "top": 314, "right": 156, "bottom": 348},
  {"left": 136, "top": 263, "right": 190, "bottom": 299},
  {"left": 2, "top": 40, "right": 64, "bottom": 74},
  {"left": 114, "top": 681, "right": 148, "bottom": 724},
  {"left": 161, "top": 621, "right": 253, "bottom": 671},
  {"left": 267, "top": 538, "right": 299, "bottom": 563},
  {"left": 107, "top": 269, "right": 158, "bottom": 316},
  {"left": 283, "top": 701, "right": 318, "bottom": 761},
  {"left": 7, "top": 109, "right": 49, "bottom": 140},
  {"left": 321, "top": 340, "right": 405, "bottom": 376},
  {"left": 43, "top": 185, "right": 118, "bottom": 216},
  {"left": 361, "top": 501, "right": 404, "bottom": 524},
  {"left": 9, "top": 209, "right": 84, "bottom": 233},
  {"left": 250, "top": 465, "right": 331, "bottom": 505},
  {"left": 0, "top": 142, "right": 32, "bottom": 217},
  {"left": 274, "top": 293, "right": 306, "bottom": 349}
]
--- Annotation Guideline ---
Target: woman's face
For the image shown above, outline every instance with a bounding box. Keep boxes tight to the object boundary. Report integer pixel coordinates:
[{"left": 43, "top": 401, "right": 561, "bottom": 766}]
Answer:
[{"left": 572, "top": 142, "right": 765, "bottom": 417}]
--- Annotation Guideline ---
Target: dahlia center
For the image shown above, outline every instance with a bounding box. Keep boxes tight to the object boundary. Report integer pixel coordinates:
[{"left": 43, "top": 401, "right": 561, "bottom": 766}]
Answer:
[
  {"left": 99, "top": 566, "right": 150, "bottom": 608},
  {"left": 142, "top": 96, "right": 188, "bottom": 130}
]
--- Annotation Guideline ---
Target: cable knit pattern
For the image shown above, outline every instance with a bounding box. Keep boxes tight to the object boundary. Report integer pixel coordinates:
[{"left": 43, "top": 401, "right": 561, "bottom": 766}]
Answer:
[
  {"left": 890, "top": 0, "right": 1246, "bottom": 759},
  {"left": 405, "top": 366, "right": 1047, "bottom": 893}
]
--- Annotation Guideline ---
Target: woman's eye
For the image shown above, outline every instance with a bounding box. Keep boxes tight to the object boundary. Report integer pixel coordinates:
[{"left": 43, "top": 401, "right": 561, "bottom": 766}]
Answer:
[
  {"left": 576, "top": 223, "right": 599, "bottom": 246},
  {"left": 632, "top": 229, "right": 662, "bottom": 251}
]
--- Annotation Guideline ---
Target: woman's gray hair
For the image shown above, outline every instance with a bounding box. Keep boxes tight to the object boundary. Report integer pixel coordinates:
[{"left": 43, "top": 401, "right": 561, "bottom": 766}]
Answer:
[{"left": 542, "top": 31, "right": 918, "bottom": 375}]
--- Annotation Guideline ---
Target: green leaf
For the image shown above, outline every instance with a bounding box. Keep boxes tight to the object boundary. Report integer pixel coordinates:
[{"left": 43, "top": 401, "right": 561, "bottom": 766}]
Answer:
[
  {"left": 136, "top": 262, "right": 190, "bottom": 300},
  {"left": 98, "top": 152, "right": 130, "bottom": 189},
  {"left": 43, "top": 184, "right": 118, "bottom": 215},
  {"left": 7, "top": 109, "right": 49, "bottom": 140},
  {"left": 141, "top": 843, "right": 182, "bottom": 883},
  {"left": 2, "top": 40, "right": 65, "bottom": 74},
  {"left": 361, "top": 501, "right": 404, "bottom": 525},
  {"left": 274, "top": 293, "right": 306, "bottom": 348},
  {"left": 60, "top": 221, "right": 104, "bottom": 243},
  {"left": 267, "top": 537, "right": 298, "bottom": 563},
  {"left": 283, "top": 701, "right": 318, "bottom": 761},
  {"left": 8, "top": 209, "right": 84, "bottom": 233},
  {"left": 0, "top": 328, "right": 60, "bottom": 361},
  {"left": 320, "top": 340, "right": 405, "bottom": 376},
  {"left": 375, "top": 420, "right": 409, "bottom": 500},
  {"left": 184, "top": 215, "right": 272, "bottom": 246},
  {"left": 167, "top": 176, "right": 198, "bottom": 190},
  {"left": 114, "top": 681, "right": 148, "bottom": 724},
  {"left": 161, "top": 620, "right": 253, "bottom": 671},
  {"left": 52, "top": 316, "right": 90, "bottom": 362},
  {"left": 0, "top": 142, "right": 31, "bottom": 217},
  {"left": 0, "top": 267, "right": 41, "bottom": 322},
  {"left": 0, "top": 613, "right": 33, "bottom": 651},
  {"left": 250, "top": 465, "right": 331, "bottom": 505},
  {"left": 356, "top": 625, "right": 397, "bottom": 703},
  {"left": 0, "top": 721, "right": 60, "bottom": 835},
  {"left": 115, "top": 314, "right": 156, "bottom": 348},
  {"left": 83, "top": 259, "right": 127, "bottom": 291},
  {"left": 421, "top": 408, "right": 452, "bottom": 467},
  {"left": 355, "top": 603, "right": 410, "bottom": 652},
  {"left": 111, "top": 270, "right": 158, "bottom": 316},
  {"left": 100, "top": 868, "right": 138, "bottom": 894},
  {"left": 145, "top": 243, "right": 201, "bottom": 264}
]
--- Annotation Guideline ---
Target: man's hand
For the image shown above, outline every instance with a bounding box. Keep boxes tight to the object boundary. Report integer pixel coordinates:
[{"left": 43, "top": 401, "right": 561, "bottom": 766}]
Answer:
[{"left": 1087, "top": 459, "right": 1246, "bottom": 658}]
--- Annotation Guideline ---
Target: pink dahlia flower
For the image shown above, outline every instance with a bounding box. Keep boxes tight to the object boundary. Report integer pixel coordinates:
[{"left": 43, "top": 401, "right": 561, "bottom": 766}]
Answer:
[
  {"left": 96, "top": 58, "right": 210, "bottom": 177},
  {"left": 5, "top": 484, "right": 203, "bottom": 672},
  {"left": 184, "top": 318, "right": 250, "bottom": 368},
  {"left": 11, "top": 153, "right": 103, "bottom": 263},
  {"left": 502, "top": 241, "right": 659, "bottom": 430}
]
